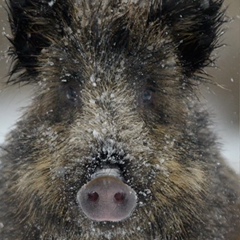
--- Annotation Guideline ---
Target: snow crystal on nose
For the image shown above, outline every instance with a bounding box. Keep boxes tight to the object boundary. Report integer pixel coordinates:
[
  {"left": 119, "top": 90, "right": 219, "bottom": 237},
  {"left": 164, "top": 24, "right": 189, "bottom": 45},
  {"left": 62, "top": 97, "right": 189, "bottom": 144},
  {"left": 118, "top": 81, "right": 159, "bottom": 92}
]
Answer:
[
  {"left": 201, "top": 0, "right": 210, "bottom": 9},
  {"left": 48, "top": 0, "right": 56, "bottom": 7}
]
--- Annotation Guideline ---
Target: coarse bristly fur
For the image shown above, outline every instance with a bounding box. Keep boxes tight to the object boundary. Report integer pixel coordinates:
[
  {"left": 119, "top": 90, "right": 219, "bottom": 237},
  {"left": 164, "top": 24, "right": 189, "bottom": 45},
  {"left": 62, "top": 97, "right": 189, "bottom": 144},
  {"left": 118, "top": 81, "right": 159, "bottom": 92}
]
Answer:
[{"left": 0, "top": 0, "right": 240, "bottom": 239}]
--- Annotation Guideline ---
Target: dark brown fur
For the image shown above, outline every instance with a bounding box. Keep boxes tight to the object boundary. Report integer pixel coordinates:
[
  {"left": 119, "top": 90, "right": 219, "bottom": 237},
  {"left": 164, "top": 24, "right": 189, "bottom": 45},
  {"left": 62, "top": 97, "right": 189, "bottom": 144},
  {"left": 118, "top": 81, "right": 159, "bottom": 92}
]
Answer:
[{"left": 0, "top": 0, "right": 240, "bottom": 239}]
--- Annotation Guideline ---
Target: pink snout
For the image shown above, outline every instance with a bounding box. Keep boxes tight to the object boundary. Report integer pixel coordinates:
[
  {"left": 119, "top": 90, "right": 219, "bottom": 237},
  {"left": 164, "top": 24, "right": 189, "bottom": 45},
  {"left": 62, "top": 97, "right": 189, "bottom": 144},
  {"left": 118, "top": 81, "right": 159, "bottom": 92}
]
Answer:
[{"left": 77, "top": 176, "right": 137, "bottom": 222}]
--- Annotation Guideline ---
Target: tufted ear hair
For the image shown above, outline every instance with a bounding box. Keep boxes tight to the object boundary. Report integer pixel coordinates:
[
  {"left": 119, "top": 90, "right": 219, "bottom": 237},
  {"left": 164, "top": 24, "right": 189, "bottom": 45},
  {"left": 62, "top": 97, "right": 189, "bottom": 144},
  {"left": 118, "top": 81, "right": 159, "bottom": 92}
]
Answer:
[
  {"left": 160, "top": 0, "right": 224, "bottom": 75},
  {"left": 7, "top": 0, "right": 75, "bottom": 78}
]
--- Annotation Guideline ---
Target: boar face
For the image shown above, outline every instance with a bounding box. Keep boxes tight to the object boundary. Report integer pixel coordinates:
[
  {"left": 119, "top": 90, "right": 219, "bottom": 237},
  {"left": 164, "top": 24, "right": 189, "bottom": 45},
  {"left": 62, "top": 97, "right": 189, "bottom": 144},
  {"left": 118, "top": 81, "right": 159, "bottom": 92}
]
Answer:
[{"left": 3, "top": 1, "right": 239, "bottom": 240}]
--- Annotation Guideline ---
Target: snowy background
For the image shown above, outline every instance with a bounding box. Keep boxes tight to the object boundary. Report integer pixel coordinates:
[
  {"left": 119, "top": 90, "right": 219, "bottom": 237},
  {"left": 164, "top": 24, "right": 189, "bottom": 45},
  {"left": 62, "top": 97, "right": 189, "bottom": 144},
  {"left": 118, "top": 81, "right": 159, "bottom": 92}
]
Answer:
[{"left": 0, "top": 0, "right": 239, "bottom": 173}]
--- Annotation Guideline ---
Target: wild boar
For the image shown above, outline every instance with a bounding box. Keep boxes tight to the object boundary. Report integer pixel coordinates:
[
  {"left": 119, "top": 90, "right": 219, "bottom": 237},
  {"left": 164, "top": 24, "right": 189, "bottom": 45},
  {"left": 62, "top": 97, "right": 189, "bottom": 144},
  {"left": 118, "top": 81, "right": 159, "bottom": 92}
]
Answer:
[{"left": 0, "top": 0, "right": 239, "bottom": 239}]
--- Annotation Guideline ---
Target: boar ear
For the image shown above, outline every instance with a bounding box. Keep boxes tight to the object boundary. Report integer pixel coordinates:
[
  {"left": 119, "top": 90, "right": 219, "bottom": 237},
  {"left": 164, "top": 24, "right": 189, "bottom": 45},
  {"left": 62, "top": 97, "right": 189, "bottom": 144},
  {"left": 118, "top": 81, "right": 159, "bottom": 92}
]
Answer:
[
  {"left": 7, "top": 0, "right": 74, "bottom": 80},
  {"left": 161, "top": 0, "right": 224, "bottom": 75}
]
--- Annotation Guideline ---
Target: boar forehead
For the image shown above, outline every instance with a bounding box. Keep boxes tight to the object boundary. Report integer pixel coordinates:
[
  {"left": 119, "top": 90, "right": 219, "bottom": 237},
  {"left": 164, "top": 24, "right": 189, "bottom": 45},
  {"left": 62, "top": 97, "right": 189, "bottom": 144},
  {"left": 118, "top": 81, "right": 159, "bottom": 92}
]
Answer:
[{"left": 37, "top": 0, "right": 177, "bottom": 83}]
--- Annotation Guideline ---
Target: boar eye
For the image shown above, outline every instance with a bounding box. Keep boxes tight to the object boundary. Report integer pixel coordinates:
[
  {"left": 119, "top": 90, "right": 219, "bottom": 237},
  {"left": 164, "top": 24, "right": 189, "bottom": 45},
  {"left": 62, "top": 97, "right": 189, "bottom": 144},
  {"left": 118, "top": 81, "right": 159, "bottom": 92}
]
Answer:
[
  {"left": 142, "top": 88, "right": 155, "bottom": 105},
  {"left": 66, "top": 87, "right": 79, "bottom": 103}
]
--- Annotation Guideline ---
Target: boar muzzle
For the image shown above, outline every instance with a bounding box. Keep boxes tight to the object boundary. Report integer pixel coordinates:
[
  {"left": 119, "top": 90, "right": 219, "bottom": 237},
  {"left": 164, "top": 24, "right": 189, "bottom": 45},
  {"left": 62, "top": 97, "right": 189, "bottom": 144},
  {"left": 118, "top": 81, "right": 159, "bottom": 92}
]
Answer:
[{"left": 77, "top": 169, "right": 137, "bottom": 222}]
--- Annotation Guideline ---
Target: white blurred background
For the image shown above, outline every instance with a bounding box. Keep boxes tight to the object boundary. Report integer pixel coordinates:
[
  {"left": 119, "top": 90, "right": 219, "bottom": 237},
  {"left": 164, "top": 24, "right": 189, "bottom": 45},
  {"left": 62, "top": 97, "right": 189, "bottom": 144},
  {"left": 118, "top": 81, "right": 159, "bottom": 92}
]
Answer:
[{"left": 0, "top": 0, "right": 239, "bottom": 173}]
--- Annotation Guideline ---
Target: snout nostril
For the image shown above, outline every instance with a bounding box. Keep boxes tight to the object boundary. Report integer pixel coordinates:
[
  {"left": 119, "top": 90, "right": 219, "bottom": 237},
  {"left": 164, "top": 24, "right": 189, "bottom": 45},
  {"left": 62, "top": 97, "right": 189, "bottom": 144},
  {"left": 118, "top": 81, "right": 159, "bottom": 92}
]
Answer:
[
  {"left": 88, "top": 192, "right": 99, "bottom": 202},
  {"left": 114, "top": 192, "right": 126, "bottom": 203}
]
